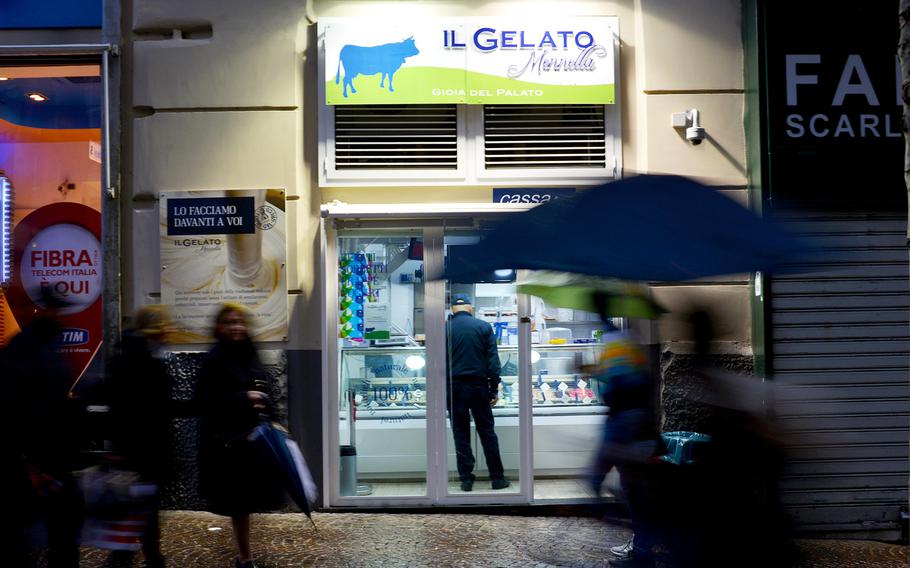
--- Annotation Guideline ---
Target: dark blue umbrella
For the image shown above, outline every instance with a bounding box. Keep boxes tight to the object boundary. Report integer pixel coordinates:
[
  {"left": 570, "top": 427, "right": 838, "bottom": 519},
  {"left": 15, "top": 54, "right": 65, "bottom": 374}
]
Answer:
[
  {"left": 249, "top": 422, "right": 318, "bottom": 530},
  {"left": 443, "top": 175, "right": 804, "bottom": 282}
]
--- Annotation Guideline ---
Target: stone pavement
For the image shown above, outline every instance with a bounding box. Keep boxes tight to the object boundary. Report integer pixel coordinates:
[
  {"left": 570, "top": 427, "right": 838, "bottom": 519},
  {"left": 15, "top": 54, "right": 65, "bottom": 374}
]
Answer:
[{"left": 68, "top": 511, "right": 907, "bottom": 568}]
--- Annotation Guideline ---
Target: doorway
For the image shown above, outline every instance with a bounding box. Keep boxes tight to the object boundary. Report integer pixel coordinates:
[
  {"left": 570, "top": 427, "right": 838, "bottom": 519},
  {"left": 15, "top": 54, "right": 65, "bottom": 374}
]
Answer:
[{"left": 322, "top": 212, "right": 612, "bottom": 507}]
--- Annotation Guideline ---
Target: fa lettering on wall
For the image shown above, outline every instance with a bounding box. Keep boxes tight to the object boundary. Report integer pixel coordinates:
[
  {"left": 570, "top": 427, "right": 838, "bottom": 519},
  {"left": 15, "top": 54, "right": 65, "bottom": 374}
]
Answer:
[{"left": 783, "top": 54, "right": 902, "bottom": 139}]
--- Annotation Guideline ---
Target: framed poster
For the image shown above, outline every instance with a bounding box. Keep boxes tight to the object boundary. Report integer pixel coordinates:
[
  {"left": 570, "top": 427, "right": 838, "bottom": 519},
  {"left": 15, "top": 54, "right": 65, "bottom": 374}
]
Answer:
[{"left": 160, "top": 189, "right": 288, "bottom": 342}]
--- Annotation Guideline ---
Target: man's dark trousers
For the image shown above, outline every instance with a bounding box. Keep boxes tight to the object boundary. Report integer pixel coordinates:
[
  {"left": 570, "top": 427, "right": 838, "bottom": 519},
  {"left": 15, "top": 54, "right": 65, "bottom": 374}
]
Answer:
[{"left": 450, "top": 377, "right": 505, "bottom": 482}]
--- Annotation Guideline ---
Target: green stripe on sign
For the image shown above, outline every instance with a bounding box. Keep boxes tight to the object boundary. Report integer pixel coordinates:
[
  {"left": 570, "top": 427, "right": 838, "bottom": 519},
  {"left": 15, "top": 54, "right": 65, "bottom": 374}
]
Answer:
[{"left": 327, "top": 66, "right": 615, "bottom": 105}]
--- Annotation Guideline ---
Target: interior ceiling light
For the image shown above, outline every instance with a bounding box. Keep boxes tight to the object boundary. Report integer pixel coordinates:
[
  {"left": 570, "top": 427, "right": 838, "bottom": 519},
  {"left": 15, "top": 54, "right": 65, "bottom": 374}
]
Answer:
[
  {"left": 0, "top": 77, "right": 8, "bottom": 81},
  {"left": 26, "top": 92, "right": 48, "bottom": 102}
]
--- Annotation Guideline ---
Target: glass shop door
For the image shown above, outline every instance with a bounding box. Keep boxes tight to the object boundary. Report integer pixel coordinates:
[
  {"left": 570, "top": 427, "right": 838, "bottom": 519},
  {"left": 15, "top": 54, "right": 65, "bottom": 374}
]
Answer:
[
  {"left": 438, "top": 229, "right": 530, "bottom": 503},
  {"left": 324, "top": 220, "right": 532, "bottom": 507}
]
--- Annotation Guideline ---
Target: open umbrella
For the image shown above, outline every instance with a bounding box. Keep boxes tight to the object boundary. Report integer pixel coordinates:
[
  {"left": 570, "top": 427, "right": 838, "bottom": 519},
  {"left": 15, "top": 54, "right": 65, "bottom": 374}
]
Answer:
[
  {"left": 517, "top": 271, "right": 664, "bottom": 319},
  {"left": 248, "top": 422, "right": 318, "bottom": 530},
  {"left": 442, "top": 175, "right": 805, "bottom": 282}
]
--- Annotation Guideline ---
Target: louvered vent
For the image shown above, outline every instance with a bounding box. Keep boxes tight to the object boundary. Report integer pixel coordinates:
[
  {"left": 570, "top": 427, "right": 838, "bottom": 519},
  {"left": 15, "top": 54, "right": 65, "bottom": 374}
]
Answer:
[
  {"left": 334, "top": 105, "right": 458, "bottom": 169},
  {"left": 484, "top": 105, "right": 607, "bottom": 169}
]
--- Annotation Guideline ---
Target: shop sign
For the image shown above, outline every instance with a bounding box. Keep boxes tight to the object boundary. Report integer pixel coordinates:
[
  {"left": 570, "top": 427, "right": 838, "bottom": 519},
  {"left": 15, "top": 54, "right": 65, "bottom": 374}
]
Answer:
[
  {"left": 493, "top": 187, "right": 575, "bottom": 203},
  {"left": 4, "top": 203, "right": 103, "bottom": 387},
  {"left": 322, "top": 17, "right": 616, "bottom": 105},
  {"left": 89, "top": 141, "right": 102, "bottom": 164},
  {"left": 763, "top": 2, "right": 903, "bottom": 209},
  {"left": 159, "top": 190, "right": 288, "bottom": 343},
  {"left": 0, "top": 0, "right": 101, "bottom": 29},
  {"left": 20, "top": 224, "right": 102, "bottom": 310}
]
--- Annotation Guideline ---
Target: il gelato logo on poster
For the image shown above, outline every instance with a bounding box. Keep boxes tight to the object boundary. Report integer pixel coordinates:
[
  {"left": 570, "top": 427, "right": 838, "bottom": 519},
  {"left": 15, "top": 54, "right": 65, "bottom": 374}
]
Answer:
[{"left": 443, "top": 27, "right": 608, "bottom": 79}]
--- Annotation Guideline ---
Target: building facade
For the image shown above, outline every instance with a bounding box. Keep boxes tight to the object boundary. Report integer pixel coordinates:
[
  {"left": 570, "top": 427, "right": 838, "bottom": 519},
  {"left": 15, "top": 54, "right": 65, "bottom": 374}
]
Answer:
[
  {"left": 1, "top": 0, "right": 905, "bottom": 539},
  {"left": 119, "top": 0, "right": 755, "bottom": 512}
]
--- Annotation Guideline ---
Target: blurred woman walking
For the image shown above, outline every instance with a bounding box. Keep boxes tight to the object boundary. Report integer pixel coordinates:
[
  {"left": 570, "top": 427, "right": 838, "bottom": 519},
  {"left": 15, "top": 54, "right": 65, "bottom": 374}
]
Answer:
[{"left": 198, "top": 303, "right": 281, "bottom": 568}]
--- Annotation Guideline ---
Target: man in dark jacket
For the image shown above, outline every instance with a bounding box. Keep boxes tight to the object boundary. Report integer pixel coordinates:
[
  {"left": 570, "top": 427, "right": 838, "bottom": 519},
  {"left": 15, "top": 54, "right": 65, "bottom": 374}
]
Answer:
[{"left": 446, "top": 296, "right": 509, "bottom": 491}]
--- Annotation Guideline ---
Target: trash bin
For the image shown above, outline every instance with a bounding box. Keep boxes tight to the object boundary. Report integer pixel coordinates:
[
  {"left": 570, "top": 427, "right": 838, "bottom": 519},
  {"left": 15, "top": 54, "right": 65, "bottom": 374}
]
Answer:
[
  {"left": 660, "top": 431, "right": 712, "bottom": 465},
  {"left": 340, "top": 445, "right": 358, "bottom": 496}
]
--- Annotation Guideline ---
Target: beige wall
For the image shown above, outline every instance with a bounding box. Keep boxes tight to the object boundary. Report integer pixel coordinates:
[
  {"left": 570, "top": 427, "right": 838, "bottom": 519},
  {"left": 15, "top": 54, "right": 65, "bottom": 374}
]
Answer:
[
  {"left": 125, "top": 0, "right": 749, "bottom": 351},
  {"left": 125, "top": 0, "right": 315, "bottom": 347}
]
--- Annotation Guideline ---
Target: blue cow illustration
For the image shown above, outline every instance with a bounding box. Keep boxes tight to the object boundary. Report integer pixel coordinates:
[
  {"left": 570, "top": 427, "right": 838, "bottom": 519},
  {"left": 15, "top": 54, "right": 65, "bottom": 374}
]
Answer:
[{"left": 335, "top": 37, "right": 419, "bottom": 98}]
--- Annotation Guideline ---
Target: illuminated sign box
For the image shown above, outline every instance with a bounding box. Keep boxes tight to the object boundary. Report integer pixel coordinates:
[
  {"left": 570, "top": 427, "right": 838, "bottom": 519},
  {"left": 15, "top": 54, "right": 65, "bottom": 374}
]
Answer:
[{"left": 321, "top": 17, "right": 617, "bottom": 105}]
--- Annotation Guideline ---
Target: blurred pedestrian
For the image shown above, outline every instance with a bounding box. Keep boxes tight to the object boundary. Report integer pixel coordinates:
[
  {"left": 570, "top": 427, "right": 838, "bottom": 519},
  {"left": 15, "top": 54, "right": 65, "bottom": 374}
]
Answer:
[
  {"left": 446, "top": 295, "right": 509, "bottom": 492},
  {"left": 1, "top": 287, "right": 81, "bottom": 567},
  {"left": 588, "top": 292, "right": 665, "bottom": 568},
  {"left": 103, "top": 305, "right": 177, "bottom": 568},
  {"left": 681, "top": 309, "right": 796, "bottom": 568},
  {"left": 198, "top": 303, "right": 281, "bottom": 568}
]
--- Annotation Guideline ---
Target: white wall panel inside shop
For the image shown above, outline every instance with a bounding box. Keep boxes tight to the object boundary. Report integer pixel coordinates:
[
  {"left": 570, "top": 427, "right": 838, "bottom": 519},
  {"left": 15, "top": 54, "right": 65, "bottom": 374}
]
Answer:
[{"left": 768, "top": 214, "right": 910, "bottom": 538}]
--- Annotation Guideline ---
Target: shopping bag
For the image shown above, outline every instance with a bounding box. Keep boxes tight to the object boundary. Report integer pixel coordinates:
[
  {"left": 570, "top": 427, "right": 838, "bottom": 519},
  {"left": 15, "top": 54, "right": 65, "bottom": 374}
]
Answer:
[
  {"left": 76, "top": 465, "right": 157, "bottom": 551},
  {"left": 81, "top": 512, "right": 149, "bottom": 551}
]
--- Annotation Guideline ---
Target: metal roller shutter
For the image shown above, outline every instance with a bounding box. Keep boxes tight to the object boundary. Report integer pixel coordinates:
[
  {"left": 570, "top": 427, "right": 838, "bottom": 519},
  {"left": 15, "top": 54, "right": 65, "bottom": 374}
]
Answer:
[{"left": 769, "top": 213, "right": 909, "bottom": 538}]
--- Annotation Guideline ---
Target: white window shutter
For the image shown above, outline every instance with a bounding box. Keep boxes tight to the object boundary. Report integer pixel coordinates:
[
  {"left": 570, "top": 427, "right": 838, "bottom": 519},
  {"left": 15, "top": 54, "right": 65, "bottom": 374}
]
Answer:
[
  {"left": 483, "top": 105, "right": 607, "bottom": 169},
  {"left": 334, "top": 105, "right": 459, "bottom": 169}
]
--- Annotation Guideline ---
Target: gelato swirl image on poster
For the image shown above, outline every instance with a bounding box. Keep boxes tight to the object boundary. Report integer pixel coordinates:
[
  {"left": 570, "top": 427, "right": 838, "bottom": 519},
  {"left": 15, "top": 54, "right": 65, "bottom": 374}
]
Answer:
[{"left": 160, "top": 189, "right": 287, "bottom": 342}]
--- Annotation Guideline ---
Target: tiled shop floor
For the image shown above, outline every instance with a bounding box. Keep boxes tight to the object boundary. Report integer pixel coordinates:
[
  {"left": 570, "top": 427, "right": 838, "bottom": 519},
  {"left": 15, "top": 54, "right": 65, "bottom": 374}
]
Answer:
[{"left": 64, "top": 510, "right": 910, "bottom": 568}]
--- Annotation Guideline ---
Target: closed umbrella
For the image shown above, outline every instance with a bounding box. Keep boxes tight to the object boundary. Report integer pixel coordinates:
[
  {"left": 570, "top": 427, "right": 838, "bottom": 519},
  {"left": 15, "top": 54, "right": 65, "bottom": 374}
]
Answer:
[
  {"left": 442, "top": 175, "right": 805, "bottom": 282},
  {"left": 248, "top": 422, "right": 318, "bottom": 530}
]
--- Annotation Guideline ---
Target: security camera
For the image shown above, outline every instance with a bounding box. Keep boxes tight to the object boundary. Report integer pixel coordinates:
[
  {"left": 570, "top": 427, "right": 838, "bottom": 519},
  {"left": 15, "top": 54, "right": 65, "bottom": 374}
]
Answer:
[
  {"left": 686, "top": 125, "right": 706, "bottom": 145},
  {"left": 671, "top": 108, "right": 706, "bottom": 145}
]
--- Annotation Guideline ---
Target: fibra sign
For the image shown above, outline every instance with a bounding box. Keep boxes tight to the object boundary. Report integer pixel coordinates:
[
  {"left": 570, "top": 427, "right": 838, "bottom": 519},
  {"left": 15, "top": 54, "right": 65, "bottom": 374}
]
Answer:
[
  {"left": 322, "top": 17, "right": 616, "bottom": 105},
  {"left": 6, "top": 202, "right": 103, "bottom": 386}
]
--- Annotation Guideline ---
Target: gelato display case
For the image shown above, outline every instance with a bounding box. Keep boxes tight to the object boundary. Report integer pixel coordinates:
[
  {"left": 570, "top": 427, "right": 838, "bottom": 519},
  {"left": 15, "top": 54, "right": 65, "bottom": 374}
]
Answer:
[{"left": 339, "top": 343, "right": 608, "bottom": 479}]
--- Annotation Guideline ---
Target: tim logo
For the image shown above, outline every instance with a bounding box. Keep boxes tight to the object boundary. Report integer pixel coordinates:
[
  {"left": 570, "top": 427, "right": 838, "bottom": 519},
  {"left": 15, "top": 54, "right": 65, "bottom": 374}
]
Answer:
[
  {"left": 58, "top": 328, "right": 89, "bottom": 346},
  {"left": 335, "top": 37, "right": 419, "bottom": 98}
]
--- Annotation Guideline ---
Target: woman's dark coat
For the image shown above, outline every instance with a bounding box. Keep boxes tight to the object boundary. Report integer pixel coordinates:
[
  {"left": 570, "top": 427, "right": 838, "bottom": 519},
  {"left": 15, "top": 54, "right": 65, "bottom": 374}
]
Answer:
[{"left": 197, "top": 337, "right": 281, "bottom": 516}]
